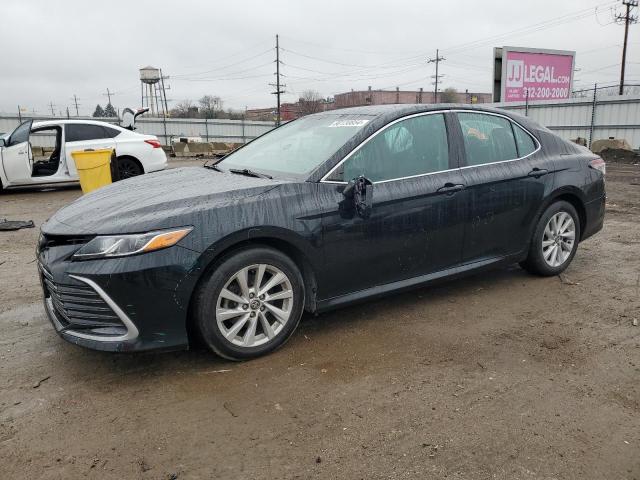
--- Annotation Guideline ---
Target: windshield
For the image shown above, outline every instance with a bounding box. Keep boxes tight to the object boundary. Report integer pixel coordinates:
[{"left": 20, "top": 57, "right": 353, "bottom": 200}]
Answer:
[{"left": 218, "top": 113, "right": 374, "bottom": 179}]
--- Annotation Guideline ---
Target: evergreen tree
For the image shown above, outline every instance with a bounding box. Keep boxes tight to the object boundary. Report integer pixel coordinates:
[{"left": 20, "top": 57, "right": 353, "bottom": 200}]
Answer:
[
  {"left": 104, "top": 103, "right": 117, "bottom": 117},
  {"left": 92, "top": 104, "right": 105, "bottom": 117}
]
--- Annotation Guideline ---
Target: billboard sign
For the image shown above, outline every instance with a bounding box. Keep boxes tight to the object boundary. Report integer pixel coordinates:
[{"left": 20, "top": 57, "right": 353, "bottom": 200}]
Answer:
[{"left": 495, "top": 46, "right": 575, "bottom": 102}]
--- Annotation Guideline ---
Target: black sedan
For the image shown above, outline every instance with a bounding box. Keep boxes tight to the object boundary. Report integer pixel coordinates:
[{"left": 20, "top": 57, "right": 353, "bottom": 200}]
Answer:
[{"left": 38, "top": 104, "right": 606, "bottom": 360}]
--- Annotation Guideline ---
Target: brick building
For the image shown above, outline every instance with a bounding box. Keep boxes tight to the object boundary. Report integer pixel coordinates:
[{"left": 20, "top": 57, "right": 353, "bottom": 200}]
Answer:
[
  {"left": 246, "top": 87, "right": 491, "bottom": 121},
  {"left": 334, "top": 87, "right": 492, "bottom": 108},
  {"left": 246, "top": 99, "right": 334, "bottom": 122}
]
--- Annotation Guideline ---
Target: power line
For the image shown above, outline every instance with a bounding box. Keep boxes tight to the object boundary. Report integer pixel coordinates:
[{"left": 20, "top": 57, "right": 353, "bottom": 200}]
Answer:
[
  {"left": 172, "top": 61, "right": 274, "bottom": 82},
  {"left": 281, "top": 0, "right": 617, "bottom": 77},
  {"left": 441, "top": 0, "right": 618, "bottom": 55},
  {"left": 267, "top": 1, "right": 618, "bottom": 98},
  {"left": 171, "top": 48, "right": 273, "bottom": 79},
  {"left": 177, "top": 39, "right": 273, "bottom": 70}
]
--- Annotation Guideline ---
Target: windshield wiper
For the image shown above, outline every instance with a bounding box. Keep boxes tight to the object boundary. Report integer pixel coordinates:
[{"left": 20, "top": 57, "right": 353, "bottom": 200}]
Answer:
[
  {"left": 203, "top": 163, "right": 223, "bottom": 172},
  {"left": 229, "top": 168, "right": 273, "bottom": 179}
]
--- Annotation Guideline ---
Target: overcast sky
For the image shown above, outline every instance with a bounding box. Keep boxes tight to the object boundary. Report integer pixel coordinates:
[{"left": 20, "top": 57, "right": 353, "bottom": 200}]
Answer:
[{"left": 1, "top": 0, "right": 638, "bottom": 116}]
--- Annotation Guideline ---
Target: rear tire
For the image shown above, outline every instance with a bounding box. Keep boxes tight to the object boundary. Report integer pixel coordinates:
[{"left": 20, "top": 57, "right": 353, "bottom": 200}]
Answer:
[
  {"left": 193, "top": 246, "right": 305, "bottom": 361},
  {"left": 520, "top": 200, "right": 581, "bottom": 276},
  {"left": 117, "top": 156, "right": 143, "bottom": 179}
]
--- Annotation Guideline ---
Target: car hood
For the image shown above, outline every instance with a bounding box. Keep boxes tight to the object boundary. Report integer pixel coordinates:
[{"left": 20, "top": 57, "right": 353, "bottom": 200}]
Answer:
[{"left": 42, "top": 167, "right": 287, "bottom": 235}]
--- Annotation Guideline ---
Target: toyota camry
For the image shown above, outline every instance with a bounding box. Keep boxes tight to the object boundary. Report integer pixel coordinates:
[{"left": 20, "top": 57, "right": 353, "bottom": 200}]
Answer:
[{"left": 37, "top": 104, "right": 605, "bottom": 360}]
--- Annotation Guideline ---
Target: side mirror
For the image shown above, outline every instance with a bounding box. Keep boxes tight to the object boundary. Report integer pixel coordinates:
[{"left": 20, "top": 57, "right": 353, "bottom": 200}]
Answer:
[
  {"left": 0, "top": 137, "right": 6, "bottom": 147},
  {"left": 342, "top": 175, "right": 373, "bottom": 218}
]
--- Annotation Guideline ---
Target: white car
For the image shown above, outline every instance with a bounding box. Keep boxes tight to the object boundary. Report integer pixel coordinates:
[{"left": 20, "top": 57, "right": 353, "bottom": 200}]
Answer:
[{"left": 0, "top": 117, "right": 167, "bottom": 190}]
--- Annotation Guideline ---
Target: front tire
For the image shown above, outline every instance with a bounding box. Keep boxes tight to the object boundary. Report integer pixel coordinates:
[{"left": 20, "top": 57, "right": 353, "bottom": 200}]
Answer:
[
  {"left": 520, "top": 200, "right": 581, "bottom": 276},
  {"left": 194, "top": 247, "right": 305, "bottom": 360}
]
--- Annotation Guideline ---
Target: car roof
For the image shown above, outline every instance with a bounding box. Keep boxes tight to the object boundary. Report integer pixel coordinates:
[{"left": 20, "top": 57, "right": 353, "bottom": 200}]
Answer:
[
  {"left": 32, "top": 119, "right": 125, "bottom": 130},
  {"left": 310, "top": 103, "right": 538, "bottom": 130},
  {"left": 316, "top": 103, "right": 520, "bottom": 119}
]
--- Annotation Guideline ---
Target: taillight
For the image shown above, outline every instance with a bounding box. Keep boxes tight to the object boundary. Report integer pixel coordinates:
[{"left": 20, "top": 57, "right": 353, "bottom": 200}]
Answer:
[
  {"left": 589, "top": 157, "right": 606, "bottom": 175},
  {"left": 145, "top": 139, "right": 161, "bottom": 148}
]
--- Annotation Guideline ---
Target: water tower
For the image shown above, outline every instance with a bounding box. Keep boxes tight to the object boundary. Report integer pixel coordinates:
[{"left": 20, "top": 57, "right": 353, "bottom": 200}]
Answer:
[{"left": 140, "top": 66, "right": 168, "bottom": 116}]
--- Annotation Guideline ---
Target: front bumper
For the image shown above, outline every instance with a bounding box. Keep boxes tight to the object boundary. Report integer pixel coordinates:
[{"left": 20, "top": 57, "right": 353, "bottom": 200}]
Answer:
[{"left": 38, "top": 238, "right": 201, "bottom": 352}]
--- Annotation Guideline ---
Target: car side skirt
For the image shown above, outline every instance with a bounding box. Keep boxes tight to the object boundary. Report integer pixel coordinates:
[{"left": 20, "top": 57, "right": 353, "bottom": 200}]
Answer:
[{"left": 315, "top": 252, "right": 526, "bottom": 313}]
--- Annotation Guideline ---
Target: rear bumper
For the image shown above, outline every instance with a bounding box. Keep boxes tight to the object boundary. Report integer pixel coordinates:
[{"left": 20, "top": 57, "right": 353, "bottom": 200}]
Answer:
[
  {"left": 582, "top": 194, "right": 606, "bottom": 241},
  {"left": 143, "top": 148, "right": 168, "bottom": 173}
]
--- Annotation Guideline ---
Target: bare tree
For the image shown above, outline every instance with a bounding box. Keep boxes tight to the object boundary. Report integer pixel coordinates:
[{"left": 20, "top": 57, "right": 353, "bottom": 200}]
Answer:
[
  {"left": 439, "top": 87, "right": 459, "bottom": 103},
  {"left": 199, "top": 95, "right": 223, "bottom": 118},
  {"left": 171, "top": 100, "right": 195, "bottom": 118},
  {"left": 298, "top": 90, "right": 323, "bottom": 116}
]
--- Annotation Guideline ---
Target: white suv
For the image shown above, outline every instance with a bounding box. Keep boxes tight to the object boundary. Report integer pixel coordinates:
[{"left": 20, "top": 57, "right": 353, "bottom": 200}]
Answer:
[{"left": 0, "top": 118, "right": 167, "bottom": 190}]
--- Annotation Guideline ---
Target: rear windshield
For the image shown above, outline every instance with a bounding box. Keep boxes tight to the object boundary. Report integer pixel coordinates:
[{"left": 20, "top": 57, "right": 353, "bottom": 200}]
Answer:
[{"left": 219, "top": 114, "right": 374, "bottom": 179}]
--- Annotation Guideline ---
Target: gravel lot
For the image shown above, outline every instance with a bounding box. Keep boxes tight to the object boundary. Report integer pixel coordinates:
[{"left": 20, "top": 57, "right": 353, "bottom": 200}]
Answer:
[{"left": 1, "top": 159, "right": 639, "bottom": 480}]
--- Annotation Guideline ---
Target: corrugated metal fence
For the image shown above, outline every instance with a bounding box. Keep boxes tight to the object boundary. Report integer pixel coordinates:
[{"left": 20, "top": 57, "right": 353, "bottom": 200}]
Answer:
[
  {"left": 495, "top": 94, "right": 640, "bottom": 149},
  {"left": 2, "top": 94, "right": 640, "bottom": 149},
  {"left": 0, "top": 115, "right": 276, "bottom": 145}
]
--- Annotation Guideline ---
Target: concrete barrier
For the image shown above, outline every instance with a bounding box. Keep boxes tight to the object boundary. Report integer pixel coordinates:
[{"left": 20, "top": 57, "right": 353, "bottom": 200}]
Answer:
[{"left": 173, "top": 141, "right": 242, "bottom": 157}]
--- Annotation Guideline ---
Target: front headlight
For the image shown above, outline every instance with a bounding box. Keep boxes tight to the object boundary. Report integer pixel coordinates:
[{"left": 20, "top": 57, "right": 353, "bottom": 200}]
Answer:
[{"left": 72, "top": 227, "right": 193, "bottom": 260}]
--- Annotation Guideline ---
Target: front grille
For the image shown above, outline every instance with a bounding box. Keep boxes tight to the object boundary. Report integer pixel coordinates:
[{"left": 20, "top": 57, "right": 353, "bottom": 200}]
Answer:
[
  {"left": 38, "top": 233, "right": 93, "bottom": 252},
  {"left": 40, "top": 265, "right": 126, "bottom": 332}
]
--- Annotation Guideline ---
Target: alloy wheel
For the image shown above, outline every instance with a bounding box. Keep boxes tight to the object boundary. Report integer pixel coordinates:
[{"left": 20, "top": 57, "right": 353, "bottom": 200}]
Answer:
[
  {"left": 541, "top": 211, "right": 576, "bottom": 268},
  {"left": 118, "top": 159, "right": 141, "bottom": 179},
  {"left": 215, "top": 264, "right": 293, "bottom": 348}
]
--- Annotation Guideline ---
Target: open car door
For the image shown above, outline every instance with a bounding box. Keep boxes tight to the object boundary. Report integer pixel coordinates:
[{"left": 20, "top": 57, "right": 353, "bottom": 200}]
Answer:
[
  {"left": 121, "top": 107, "right": 149, "bottom": 130},
  {"left": 1, "top": 120, "right": 33, "bottom": 185}
]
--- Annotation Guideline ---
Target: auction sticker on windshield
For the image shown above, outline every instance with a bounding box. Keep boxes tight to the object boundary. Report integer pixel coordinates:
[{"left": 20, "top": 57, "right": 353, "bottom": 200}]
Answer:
[{"left": 329, "top": 119, "right": 370, "bottom": 128}]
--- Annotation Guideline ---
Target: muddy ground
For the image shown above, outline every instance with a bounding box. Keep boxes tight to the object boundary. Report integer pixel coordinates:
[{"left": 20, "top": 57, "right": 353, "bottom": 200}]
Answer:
[{"left": 1, "top": 160, "right": 639, "bottom": 480}]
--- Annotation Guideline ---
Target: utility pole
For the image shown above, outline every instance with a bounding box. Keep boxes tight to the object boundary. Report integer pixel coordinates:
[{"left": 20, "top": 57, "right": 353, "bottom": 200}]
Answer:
[
  {"left": 104, "top": 88, "right": 113, "bottom": 105},
  {"left": 589, "top": 83, "right": 598, "bottom": 149},
  {"left": 48, "top": 101, "right": 56, "bottom": 116},
  {"left": 427, "top": 49, "right": 446, "bottom": 103},
  {"left": 269, "top": 34, "right": 286, "bottom": 126},
  {"left": 72, "top": 94, "right": 80, "bottom": 116},
  {"left": 617, "top": 0, "right": 638, "bottom": 95},
  {"left": 159, "top": 69, "right": 170, "bottom": 115},
  {"left": 66, "top": 107, "right": 70, "bottom": 119}
]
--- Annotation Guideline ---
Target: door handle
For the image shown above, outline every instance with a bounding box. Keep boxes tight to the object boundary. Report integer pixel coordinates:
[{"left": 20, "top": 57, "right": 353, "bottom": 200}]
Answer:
[
  {"left": 18, "top": 150, "right": 26, "bottom": 155},
  {"left": 528, "top": 168, "right": 549, "bottom": 178},
  {"left": 437, "top": 182, "right": 465, "bottom": 195}
]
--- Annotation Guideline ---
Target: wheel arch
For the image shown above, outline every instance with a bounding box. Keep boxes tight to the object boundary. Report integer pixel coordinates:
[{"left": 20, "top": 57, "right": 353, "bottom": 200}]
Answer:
[
  {"left": 535, "top": 186, "right": 587, "bottom": 241},
  {"left": 186, "top": 228, "right": 320, "bottom": 341},
  {"left": 116, "top": 154, "right": 145, "bottom": 174}
]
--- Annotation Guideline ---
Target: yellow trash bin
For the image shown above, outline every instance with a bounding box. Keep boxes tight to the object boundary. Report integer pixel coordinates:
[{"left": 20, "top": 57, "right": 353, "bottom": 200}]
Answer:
[{"left": 71, "top": 149, "right": 113, "bottom": 194}]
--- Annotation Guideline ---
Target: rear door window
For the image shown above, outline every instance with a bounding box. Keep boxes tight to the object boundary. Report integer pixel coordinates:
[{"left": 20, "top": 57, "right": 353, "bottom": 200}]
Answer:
[
  {"left": 103, "top": 126, "right": 122, "bottom": 138},
  {"left": 65, "top": 124, "right": 111, "bottom": 142},
  {"left": 457, "top": 112, "right": 518, "bottom": 166},
  {"left": 512, "top": 123, "right": 537, "bottom": 157}
]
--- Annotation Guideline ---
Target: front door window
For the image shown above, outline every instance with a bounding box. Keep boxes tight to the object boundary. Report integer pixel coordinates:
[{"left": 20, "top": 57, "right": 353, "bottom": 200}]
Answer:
[{"left": 327, "top": 113, "right": 450, "bottom": 183}]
